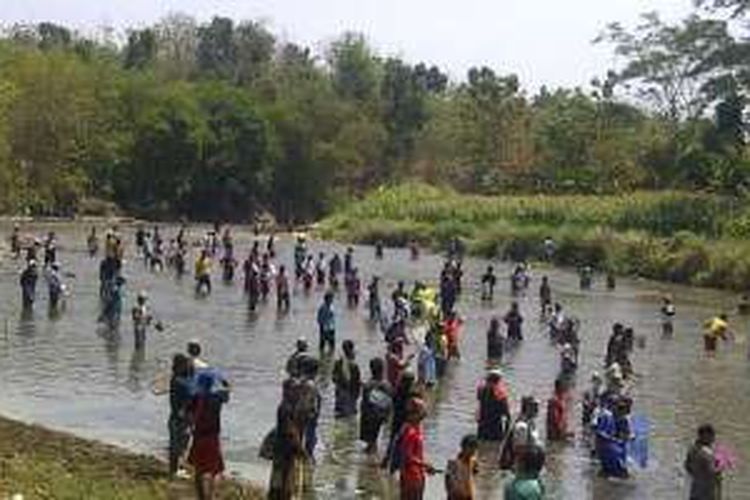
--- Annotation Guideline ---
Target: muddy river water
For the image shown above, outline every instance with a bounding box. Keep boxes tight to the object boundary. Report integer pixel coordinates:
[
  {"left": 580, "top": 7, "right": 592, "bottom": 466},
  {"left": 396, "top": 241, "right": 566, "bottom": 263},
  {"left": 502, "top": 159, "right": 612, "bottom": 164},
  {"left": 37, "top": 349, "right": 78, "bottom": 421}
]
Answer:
[{"left": 0, "top": 223, "right": 749, "bottom": 499}]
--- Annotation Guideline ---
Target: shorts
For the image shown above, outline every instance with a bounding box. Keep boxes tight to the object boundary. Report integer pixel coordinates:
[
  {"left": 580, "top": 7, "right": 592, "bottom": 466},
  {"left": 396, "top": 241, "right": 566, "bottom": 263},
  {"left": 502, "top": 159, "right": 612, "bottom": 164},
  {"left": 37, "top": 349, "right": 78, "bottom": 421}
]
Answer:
[{"left": 704, "top": 335, "right": 717, "bottom": 352}]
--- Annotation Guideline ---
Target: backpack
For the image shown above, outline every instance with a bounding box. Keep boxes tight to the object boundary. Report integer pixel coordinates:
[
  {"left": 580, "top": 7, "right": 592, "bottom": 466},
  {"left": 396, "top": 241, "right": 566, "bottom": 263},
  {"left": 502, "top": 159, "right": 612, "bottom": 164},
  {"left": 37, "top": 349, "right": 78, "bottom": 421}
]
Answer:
[{"left": 368, "top": 385, "right": 392, "bottom": 417}]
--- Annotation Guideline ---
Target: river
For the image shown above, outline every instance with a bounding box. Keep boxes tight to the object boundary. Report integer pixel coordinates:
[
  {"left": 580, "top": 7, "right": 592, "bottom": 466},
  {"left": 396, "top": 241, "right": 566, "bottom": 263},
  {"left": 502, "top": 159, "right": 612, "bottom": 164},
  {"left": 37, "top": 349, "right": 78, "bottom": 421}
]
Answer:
[{"left": 0, "top": 223, "right": 748, "bottom": 499}]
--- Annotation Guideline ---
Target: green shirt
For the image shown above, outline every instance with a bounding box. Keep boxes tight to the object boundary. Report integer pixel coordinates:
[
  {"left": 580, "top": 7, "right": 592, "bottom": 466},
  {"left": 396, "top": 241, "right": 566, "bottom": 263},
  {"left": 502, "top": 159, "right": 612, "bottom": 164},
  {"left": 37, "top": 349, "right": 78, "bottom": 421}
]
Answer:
[{"left": 504, "top": 475, "right": 544, "bottom": 500}]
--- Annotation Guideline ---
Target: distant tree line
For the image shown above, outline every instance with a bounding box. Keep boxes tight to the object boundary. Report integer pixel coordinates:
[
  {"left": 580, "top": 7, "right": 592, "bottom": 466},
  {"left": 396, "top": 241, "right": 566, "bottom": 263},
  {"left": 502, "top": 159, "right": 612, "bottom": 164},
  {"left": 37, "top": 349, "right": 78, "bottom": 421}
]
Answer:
[{"left": 0, "top": 2, "right": 749, "bottom": 222}]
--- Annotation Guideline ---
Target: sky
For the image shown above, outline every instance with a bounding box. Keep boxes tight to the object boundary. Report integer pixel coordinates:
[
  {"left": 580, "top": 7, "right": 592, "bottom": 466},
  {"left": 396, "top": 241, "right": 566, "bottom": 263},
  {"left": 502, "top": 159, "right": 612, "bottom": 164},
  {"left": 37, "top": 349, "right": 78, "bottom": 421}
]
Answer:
[{"left": 1, "top": 0, "right": 695, "bottom": 91}]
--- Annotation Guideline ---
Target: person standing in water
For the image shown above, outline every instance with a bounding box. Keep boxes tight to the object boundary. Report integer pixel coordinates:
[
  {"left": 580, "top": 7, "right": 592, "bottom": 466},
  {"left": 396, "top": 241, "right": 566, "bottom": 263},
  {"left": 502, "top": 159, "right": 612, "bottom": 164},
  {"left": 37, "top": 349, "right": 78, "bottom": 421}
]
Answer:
[
  {"left": 445, "top": 434, "right": 479, "bottom": 500},
  {"left": 375, "top": 240, "right": 384, "bottom": 259},
  {"left": 504, "top": 302, "right": 524, "bottom": 342},
  {"left": 87, "top": 227, "right": 99, "bottom": 257},
  {"left": 486, "top": 317, "right": 504, "bottom": 360},
  {"left": 360, "top": 357, "right": 393, "bottom": 455},
  {"left": 685, "top": 424, "right": 722, "bottom": 500},
  {"left": 19, "top": 260, "right": 38, "bottom": 310},
  {"left": 546, "top": 377, "right": 572, "bottom": 442},
  {"left": 45, "top": 262, "right": 65, "bottom": 311},
  {"left": 332, "top": 340, "right": 362, "bottom": 418},
  {"left": 268, "top": 375, "right": 305, "bottom": 500},
  {"left": 661, "top": 296, "right": 676, "bottom": 336},
  {"left": 539, "top": 277, "right": 552, "bottom": 316},
  {"left": 481, "top": 265, "right": 497, "bottom": 302},
  {"left": 131, "top": 291, "right": 154, "bottom": 350},
  {"left": 188, "top": 371, "right": 230, "bottom": 500},
  {"left": 399, "top": 398, "right": 437, "bottom": 500},
  {"left": 317, "top": 292, "right": 336, "bottom": 354},
  {"left": 476, "top": 368, "right": 510, "bottom": 442},
  {"left": 276, "top": 265, "right": 291, "bottom": 313},
  {"left": 503, "top": 445, "right": 546, "bottom": 500},
  {"left": 195, "top": 250, "right": 213, "bottom": 295},
  {"left": 10, "top": 224, "right": 21, "bottom": 258},
  {"left": 368, "top": 276, "right": 382, "bottom": 322},
  {"left": 168, "top": 353, "right": 194, "bottom": 479}
]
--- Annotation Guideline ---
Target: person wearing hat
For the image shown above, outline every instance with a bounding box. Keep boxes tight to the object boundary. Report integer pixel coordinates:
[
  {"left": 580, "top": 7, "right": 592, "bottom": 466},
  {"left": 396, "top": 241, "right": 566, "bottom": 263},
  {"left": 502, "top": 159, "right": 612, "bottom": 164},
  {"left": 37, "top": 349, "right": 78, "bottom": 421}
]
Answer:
[
  {"left": 19, "top": 259, "right": 39, "bottom": 310},
  {"left": 399, "top": 397, "right": 436, "bottom": 499},
  {"left": 477, "top": 368, "right": 510, "bottom": 441},
  {"left": 131, "top": 291, "right": 153, "bottom": 350}
]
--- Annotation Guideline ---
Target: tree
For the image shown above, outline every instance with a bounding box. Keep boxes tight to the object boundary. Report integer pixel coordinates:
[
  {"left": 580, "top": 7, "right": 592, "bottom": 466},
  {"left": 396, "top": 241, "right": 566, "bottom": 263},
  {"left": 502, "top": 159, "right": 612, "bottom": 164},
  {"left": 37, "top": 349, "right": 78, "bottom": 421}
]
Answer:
[
  {"left": 196, "top": 16, "right": 237, "bottom": 79},
  {"left": 458, "top": 67, "right": 533, "bottom": 190},
  {"left": 190, "top": 83, "right": 275, "bottom": 220},
  {"left": 596, "top": 13, "right": 735, "bottom": 123},
  {"left": 0, "top": 79, "right": 21, "bottom": 212},
  {"left": 124, "top": 29, "right": 157, "bottom": 70},
  {"left": 154, "top": 13, "right": 198, "bottom": 80},
  {"left": 695, "top": 0, "right": 750, "bottom": 17},
  {"left": 116, "top": 82, "right": 205, "bottom": 217},
  {"left": 380, "top": 58, "right": 430, "bottom": 170},
  {"left": 234, "top": 21, "right": 275, "bottom": 84},
  {"left": 328, "top": 32, "right": 380, "bottom": 102},
  {"left": 37, "top": 23, "right": 72, "bottom": 51}
]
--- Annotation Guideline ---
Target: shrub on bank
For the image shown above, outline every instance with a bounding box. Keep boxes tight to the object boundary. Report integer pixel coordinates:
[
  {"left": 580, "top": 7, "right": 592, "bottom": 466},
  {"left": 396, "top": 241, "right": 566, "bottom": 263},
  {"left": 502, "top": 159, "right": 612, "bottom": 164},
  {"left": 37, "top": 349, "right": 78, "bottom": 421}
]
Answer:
[{"left": 318, "top": 184, "right": 750, "bottom": 291}]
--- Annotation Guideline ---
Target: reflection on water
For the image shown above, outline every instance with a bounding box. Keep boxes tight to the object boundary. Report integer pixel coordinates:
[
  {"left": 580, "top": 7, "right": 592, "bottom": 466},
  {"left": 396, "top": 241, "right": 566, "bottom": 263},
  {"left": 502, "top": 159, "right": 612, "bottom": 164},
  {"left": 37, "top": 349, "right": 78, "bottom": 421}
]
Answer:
[{"left": 1, "top": 223, "right": 750, "bottom": 499}]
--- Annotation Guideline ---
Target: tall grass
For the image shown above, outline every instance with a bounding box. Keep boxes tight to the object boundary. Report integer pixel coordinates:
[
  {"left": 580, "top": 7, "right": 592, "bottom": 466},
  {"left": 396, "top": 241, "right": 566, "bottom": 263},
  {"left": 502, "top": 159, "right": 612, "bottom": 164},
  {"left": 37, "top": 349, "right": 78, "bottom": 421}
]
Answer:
[
  {"left": 318, "top": 183, "right": 750, "bottom": 291},
  {"left": 334, "top": 183, "right": 738, "bottom": 238}
]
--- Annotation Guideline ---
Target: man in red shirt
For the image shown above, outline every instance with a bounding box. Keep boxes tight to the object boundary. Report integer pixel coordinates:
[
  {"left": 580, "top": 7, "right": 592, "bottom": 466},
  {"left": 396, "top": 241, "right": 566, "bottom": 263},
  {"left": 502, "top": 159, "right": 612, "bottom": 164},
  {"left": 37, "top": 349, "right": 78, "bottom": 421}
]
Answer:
[
  {"left": 400, "top": 398, "right": 436, "bottom": 499},
  {"left": 546, "top": 377, "right": 572, "bottom": 442}
]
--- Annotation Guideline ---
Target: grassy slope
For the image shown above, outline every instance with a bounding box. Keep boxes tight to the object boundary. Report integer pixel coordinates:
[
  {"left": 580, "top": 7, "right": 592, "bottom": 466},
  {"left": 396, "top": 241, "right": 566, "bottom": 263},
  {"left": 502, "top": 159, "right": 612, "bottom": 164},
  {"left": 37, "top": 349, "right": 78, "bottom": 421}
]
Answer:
[
  {"left": 318, "top": 183, "right": 750, "bottom": 291},
  {"left": 0, "top": 416, "right": 263, "bottom": 500}
]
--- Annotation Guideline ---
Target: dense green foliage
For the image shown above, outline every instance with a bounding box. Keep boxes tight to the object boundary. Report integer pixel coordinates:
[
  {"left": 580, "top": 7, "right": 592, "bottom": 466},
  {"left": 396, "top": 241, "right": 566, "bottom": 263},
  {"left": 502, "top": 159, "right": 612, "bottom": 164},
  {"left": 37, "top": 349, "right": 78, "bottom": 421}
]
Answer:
[
  {"left": 318, "top": 184, "right": 750, "bottom": 290},
  {"left": 1, "top": 2, "right": 750, "bottom": 221}
]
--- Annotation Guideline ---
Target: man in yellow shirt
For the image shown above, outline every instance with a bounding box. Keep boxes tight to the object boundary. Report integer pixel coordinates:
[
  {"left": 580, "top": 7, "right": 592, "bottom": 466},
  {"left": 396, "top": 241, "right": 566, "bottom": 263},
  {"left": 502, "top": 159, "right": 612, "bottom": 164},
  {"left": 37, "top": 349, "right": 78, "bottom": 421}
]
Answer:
[
  {"left": 704, "top": 314, "right": 732, "bottom": 352},
  {"left": 195, "top": 249, "right": 212, "bottom": 295}
]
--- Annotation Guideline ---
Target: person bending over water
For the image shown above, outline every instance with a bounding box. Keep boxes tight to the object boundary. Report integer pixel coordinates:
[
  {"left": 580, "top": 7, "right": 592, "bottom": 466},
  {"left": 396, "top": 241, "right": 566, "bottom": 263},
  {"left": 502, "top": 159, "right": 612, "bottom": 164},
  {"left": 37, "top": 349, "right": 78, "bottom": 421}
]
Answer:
[{"left": 703, "top": 314, "right": 733, "bottom": 353}]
